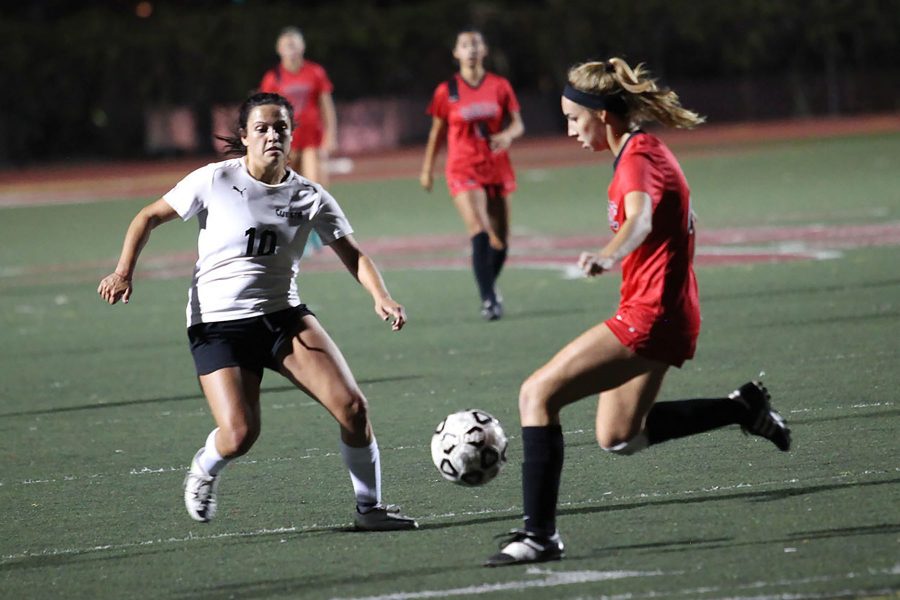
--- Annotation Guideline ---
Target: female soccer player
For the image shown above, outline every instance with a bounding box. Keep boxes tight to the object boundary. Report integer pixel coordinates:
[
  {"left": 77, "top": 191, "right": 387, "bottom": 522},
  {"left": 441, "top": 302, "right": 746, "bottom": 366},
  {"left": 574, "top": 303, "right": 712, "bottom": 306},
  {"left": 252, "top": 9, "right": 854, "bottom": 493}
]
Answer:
[
  {"left": 484, "top": 59, "right": 791, "bottom": 566},
  {"left": 260, "top": 27, "right": 337, "bottom": 186},
  {"left": 98, "top": 93, "right": 417, "bottom": 531},
  {"left": 420, "top": 28, "right": 525, "bottom": 321}
]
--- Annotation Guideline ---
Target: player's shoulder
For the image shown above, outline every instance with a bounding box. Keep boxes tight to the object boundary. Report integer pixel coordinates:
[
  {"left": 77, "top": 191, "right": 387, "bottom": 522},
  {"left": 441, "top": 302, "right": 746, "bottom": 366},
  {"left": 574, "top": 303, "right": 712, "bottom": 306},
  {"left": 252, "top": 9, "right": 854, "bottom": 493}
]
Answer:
[
  {"left": 484, "top": 71, "right": 513, "bottom": 88},
  {"left": 304, "top": 60, "right": 327, "bottom": 74}
]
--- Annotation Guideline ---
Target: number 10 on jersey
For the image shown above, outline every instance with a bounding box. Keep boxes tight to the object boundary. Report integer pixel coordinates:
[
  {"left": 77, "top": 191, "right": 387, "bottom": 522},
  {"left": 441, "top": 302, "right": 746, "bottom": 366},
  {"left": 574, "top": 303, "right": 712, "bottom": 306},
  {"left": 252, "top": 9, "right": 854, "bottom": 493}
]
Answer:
[{"left": 245, "top": 227, "right": 277, "bottom": 256}]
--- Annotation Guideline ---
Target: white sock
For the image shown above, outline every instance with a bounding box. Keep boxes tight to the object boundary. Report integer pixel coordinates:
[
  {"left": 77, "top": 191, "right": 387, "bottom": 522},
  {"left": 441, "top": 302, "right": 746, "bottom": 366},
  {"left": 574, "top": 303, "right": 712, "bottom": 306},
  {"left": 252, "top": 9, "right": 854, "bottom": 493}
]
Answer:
[
  {"left": 194, "top": 428, "right": 230, "bottom": 476},
  {"left": 339, "top": 437, "right": 382, "bottom": 511}
]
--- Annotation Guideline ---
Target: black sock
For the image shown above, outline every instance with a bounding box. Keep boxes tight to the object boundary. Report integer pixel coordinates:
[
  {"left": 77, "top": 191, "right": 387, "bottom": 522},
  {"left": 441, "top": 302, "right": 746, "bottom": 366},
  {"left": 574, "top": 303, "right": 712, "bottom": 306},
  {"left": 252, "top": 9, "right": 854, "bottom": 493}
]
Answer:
[
  {"left": 521, "top": 425, "right": 564, "bottom": 537},
  {"left": 489, "top": 246, "right": 507, "bottom": 282},
  {"left": 471, "top": 232, "right": 495, "bottom": 303},
  {"left": 645, "top": 397, "right": 747, "bottom": 445}
]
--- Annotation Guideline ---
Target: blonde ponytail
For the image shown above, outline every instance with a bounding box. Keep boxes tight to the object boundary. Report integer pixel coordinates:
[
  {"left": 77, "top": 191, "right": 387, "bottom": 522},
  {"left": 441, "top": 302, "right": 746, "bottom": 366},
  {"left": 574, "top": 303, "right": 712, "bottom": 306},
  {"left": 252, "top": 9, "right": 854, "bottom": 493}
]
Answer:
[{"left": 567, "top": 58, "right": 705, "bottom": 129}]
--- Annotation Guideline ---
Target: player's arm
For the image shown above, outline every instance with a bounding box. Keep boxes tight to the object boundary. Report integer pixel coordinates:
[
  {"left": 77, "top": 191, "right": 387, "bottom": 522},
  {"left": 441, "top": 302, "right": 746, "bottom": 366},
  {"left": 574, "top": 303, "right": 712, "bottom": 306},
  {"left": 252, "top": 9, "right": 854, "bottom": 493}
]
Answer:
[
  {"left": 329, "top": 234, "right": 406, "bottom": 331},
  {"left": 489, "top": 110, "right": 524, "bottom": 152},
  {"left": 420, "top": 116, "right": 447, "bottom": 193},
  {"left": 579, "top": 191, "right": 653, "bottom": 277},
  {"left": 97, "top": 198, "right": 180, "bottom": 304},
  {"left": 319, "top": 91, "right": 338, "bottom": 154}
]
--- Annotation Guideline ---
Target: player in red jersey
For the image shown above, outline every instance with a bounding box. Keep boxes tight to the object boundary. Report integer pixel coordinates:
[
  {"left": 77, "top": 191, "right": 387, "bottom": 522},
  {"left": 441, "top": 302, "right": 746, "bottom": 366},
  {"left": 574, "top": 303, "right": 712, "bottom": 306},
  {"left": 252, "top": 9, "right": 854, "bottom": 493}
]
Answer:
[
  {"left": 484, "top": 58, "right": 792, "bottom": 567},
  {"left": 420, "top": 28, "right": 524, "bottom": 321},
  {"left": 260, "top": 27, "right": 337, "bottom": 187}
]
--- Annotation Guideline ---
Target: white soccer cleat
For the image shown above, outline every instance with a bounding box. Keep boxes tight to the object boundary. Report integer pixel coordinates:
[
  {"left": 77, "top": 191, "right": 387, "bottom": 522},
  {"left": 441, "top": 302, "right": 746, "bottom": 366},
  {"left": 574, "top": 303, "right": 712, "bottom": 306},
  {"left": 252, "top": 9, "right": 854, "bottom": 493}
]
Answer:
[
  {"left": 183, "top": 450, "right": 219, "bottom": 523},
  {"left": 354, "top": 504, "right": 418, "bottom": 531},
  {"left": 484, "top": 529, "right": 565, "bottom": 567}
]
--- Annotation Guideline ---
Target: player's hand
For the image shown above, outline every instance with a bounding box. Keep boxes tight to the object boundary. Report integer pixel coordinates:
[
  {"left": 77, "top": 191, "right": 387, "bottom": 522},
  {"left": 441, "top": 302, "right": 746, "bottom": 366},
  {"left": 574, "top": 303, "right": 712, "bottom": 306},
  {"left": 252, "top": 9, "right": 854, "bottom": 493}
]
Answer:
[
  {"left": 97, "top": 272, "right": 133, "bottom": 304},
  {"left": 419, "top": 171, "right": 433, "bottom": 192},
  {"left": 577, "top": 252, "right": 614, "bottom": 277},
  {"left": 375, "top": 297, "right": 407, "bottom": 331},
  {"left": 488, "top": 231, "right": 506, "bottom": 251},
  {"left": 324, "top": 134, "right": 338, "bottom": 154},
  {"left": 489, "top": 132, "right": 512, "bottom": 152}
]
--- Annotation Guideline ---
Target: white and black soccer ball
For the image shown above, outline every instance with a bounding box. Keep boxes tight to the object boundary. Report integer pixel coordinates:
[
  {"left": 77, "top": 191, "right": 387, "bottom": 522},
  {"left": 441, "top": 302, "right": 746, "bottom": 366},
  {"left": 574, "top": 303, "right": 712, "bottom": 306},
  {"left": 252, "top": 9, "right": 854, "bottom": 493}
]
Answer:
[{"left": 431, "top": 409, "right": 508, "bottom": 486}]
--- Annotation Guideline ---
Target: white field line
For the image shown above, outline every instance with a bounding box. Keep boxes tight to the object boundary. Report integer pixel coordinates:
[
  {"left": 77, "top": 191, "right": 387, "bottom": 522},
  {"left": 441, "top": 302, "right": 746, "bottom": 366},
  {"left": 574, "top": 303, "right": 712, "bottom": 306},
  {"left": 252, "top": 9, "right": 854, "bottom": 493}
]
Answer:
[
  {"left": 329, "top": 567, "right": 665, "bottom": 600},
  {"left": 2, "top": 467, "right": 897, "bottom": 564},
  {"left": 3, "top": 402, "right": 894, "bottom": 487},
  {"left": 328, "top": 566, "right": 900, "bottom": 600}
]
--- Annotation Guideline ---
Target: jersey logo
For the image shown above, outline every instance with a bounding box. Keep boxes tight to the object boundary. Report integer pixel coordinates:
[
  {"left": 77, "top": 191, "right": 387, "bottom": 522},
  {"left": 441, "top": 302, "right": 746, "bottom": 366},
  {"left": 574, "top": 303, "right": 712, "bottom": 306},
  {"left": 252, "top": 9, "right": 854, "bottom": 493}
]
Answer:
[{"left": 232, "top": 186, "right": 246, "bottom": 197}]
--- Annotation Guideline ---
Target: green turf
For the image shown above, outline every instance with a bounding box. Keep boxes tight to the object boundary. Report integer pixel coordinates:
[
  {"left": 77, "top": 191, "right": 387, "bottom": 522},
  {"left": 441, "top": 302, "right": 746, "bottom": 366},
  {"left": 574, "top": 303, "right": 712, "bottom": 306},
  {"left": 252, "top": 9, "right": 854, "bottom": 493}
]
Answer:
[{"left": 1, "top": 133, "right": 898, "bottom": 599}]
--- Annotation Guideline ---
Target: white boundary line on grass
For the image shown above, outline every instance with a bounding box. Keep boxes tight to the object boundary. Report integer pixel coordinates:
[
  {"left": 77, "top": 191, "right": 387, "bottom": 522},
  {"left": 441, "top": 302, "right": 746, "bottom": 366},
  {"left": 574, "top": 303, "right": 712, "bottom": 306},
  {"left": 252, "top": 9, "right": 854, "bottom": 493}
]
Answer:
[
  {"left": 2, "top": 467, "right": 897, "bottom": 563},
  {"left": 329, "top": 567, "right": 665, "bottom": 600},
  {"left": 328, "top": 565, "right": 900, "bottom": 600}
]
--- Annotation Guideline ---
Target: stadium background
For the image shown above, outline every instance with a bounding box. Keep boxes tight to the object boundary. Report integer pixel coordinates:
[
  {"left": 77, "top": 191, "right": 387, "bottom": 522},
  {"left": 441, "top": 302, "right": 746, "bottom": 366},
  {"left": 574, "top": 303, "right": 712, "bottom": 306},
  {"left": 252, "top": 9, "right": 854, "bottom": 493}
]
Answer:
[{"left": 1, "top": 0, "right": 899, "bottom": 165}]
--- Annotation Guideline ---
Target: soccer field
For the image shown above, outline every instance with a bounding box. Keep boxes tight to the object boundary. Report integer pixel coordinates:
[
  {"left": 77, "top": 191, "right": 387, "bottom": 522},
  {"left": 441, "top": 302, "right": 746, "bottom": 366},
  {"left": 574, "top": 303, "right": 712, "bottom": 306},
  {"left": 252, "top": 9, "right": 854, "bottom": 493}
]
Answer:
[{"left": 1, "top": 131, "right": 899, "bottom": 599}]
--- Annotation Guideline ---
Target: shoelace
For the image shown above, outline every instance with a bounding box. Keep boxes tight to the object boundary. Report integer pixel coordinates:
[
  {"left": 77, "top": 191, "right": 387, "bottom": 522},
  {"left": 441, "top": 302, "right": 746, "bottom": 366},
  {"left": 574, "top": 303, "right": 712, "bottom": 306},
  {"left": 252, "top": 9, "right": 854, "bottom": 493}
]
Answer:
[
  {"left": 493, "top": 528, "right": 532, "bottom": 548},
  {"left": 188, "top": 475, "right": 214, "bottom": 500}
]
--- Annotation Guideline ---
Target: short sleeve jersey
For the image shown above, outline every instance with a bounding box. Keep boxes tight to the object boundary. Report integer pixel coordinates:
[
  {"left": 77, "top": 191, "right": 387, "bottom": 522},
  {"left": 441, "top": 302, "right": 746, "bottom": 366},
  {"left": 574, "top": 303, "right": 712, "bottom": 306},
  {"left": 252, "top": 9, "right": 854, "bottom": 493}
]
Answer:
[
  {"left": 426, "top": 72, "right": 520, "bottom": 178},
  {"left": 163, "top": 158, "right": 353, "bottom": 327},
  {"left": 260, "top": 61, "right": 333, "bottom": 130},
  {"left": 607, "top": 132, "right": 700, "bottom": 333}
]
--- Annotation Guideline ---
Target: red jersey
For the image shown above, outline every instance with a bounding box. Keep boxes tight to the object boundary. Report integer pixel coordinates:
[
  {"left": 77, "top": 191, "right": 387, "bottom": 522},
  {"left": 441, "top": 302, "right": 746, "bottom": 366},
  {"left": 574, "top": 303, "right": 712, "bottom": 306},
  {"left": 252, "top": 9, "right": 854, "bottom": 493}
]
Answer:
[
  {"left": 260, "top": 60, "right": 333, "bottom": 135},
  {"left": 608, "top": 132, "right": 700, "bottom": 338},
  {"left": 427, "top": 72, "right": 520, "bottom": 193}
]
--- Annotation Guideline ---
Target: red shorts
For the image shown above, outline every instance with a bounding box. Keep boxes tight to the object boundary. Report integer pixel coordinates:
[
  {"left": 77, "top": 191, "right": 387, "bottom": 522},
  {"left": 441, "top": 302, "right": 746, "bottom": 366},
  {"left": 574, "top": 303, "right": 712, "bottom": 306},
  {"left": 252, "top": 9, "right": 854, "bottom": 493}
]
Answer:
[
  {"left": 446, "top": 154, "right": 517, "bottom": 198},
  {"left": 290, "top": 124, "right": 324, "bottom": 151},
  {"left": 605, "top": 308, "right": 698, "bottom": 368},
  {"left": 447, "top": 169, "right": 516, "bottom": 197}
]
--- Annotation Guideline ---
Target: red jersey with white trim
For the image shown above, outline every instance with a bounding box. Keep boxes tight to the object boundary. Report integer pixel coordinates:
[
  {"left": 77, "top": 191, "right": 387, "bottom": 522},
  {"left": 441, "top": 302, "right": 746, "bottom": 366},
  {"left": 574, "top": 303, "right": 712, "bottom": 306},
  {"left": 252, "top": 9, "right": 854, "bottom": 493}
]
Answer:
[
  {"left": 427, "top": 72, "right": 520, "bottom": 184},
  {"left": 260, "top": 60, "right": 333, "bottom": 132},
  {"left": 608, "top": 132, "right": 700, "bottom": 335}
]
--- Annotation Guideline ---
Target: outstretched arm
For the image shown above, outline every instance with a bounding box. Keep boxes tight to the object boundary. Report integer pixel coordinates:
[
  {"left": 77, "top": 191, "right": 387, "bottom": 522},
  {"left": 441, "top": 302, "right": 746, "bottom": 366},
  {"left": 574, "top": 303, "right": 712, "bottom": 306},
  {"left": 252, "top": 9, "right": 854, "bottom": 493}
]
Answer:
[
  {"left": 329, "top": 234, "right": 406, "bottom": 331},
  {"left": 420, "top": 116, "right": 447, "bottom": 193},
  {"left": 578, "top": 191, "right": 653, "bottom": 277},
  {"left": 97, "top": 198, "right": 180, "bottom": 304}
]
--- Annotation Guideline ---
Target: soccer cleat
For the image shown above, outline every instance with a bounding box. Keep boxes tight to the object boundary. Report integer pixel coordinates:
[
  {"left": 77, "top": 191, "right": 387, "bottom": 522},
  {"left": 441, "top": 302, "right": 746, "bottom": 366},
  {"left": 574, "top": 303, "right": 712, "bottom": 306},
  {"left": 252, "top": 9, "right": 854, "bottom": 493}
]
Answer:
[
  {"left": 183, "top": 449, "right": 219, "bottom": 523},
  {"left": 484, "top": 529, "right": 565, "bottom": 567},
  {"left": 730, "top": 380, "right": 792, "bottom": 451},
  {"left": 354, "top": 504, "right": 419, "bottom": 531},
  {"left": 480, "top": 299, "right": 502, "bottom": 321}
]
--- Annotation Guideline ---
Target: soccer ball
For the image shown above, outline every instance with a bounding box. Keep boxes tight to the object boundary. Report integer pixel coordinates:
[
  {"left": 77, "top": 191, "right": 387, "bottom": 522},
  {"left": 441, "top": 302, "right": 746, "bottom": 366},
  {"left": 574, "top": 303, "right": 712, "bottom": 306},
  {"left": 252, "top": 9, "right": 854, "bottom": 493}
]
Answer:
[{"left": 431, "top": 409, "right": 508, "bottom": 486}]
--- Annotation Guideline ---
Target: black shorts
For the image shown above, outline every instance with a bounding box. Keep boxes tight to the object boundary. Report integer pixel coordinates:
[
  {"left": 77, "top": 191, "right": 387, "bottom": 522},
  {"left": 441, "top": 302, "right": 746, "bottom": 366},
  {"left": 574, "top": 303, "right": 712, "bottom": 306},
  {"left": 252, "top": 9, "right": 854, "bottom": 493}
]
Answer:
[{"left": 187, "top": 305, "right": 315, "bottom": 379}]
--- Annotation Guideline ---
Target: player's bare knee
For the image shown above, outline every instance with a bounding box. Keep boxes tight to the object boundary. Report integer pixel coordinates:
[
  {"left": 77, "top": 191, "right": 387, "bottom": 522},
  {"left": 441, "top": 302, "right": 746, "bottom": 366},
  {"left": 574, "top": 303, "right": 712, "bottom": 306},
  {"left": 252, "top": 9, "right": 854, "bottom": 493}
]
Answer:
[
  {"left": 518, "top": 376, "right": 553, "bottom": 420},
  {"left": 338, "top": 392, "right": 369, "bottom": 433},
  {"left": 597, "top": 430, "right": 648, "bottom": 456},
  {"left": 218, "top": 423, "right": 259, "bottom": 458}
]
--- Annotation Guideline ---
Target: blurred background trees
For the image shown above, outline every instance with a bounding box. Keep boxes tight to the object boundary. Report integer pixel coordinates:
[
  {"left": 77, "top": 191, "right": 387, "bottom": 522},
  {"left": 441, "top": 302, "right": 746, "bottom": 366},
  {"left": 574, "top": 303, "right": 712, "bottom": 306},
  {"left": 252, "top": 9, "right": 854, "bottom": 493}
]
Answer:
[{"left": 2, "top": 0, "right": 898, "bottom": 164}]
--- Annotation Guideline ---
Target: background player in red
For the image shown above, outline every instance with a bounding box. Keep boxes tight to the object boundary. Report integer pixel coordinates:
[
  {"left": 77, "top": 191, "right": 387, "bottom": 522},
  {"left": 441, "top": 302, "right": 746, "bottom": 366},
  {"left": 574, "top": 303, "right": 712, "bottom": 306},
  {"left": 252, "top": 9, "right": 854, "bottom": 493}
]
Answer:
[
  {"left": 484, "top": 58, "right": 792, "bottom": 567},
  {"left": 420, "top": 28, "right": 524, "bottom": 321},
  {"left": 260, "top": 27, "right": 337, "bottom": 187}
]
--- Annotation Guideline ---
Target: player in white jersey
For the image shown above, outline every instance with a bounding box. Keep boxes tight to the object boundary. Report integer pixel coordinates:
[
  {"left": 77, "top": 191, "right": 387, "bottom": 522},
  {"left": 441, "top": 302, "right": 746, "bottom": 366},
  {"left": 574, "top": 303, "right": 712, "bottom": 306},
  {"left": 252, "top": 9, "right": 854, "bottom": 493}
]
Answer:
[{"left": 98, "top": 92, "right": 417, "bottom": 531}]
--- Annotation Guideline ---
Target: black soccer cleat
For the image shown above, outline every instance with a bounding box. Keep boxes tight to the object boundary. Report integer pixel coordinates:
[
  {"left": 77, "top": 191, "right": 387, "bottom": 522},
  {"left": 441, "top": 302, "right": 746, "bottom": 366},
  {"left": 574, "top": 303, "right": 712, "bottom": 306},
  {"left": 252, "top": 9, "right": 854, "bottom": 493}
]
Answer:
[
  {"left": 730, "top": 380, "right": 792, "bottom": 451},
  {"left": 480, "top": 299, "right": 502, "bottom": 321},
  {"left": 484, "top": 529, "right": 565, "bottom": 567}
]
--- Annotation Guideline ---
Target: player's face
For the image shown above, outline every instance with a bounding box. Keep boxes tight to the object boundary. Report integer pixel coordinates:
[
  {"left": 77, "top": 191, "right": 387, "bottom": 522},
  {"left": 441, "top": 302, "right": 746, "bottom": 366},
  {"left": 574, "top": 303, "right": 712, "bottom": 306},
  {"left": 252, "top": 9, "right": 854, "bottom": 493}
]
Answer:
[
  {"left": 452, "top": 32, "right": 487, "bottom": 69},
  {"left": 242, "top": 104, "right": 292, "bottom": 168},
  {"left": 561, "top": 97, "right": 607, "bottom": 152},
  {"left": 277, "top": 33, "right": 305, "bottom": 61}
]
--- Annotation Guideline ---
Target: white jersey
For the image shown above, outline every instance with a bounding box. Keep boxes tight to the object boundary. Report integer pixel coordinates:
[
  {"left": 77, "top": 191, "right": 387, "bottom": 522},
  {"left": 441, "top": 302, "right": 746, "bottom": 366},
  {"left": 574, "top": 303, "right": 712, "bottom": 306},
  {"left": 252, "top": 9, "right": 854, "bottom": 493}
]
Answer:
[{"left": 163, "top": 158, "right": 353, "bottom": 326}]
